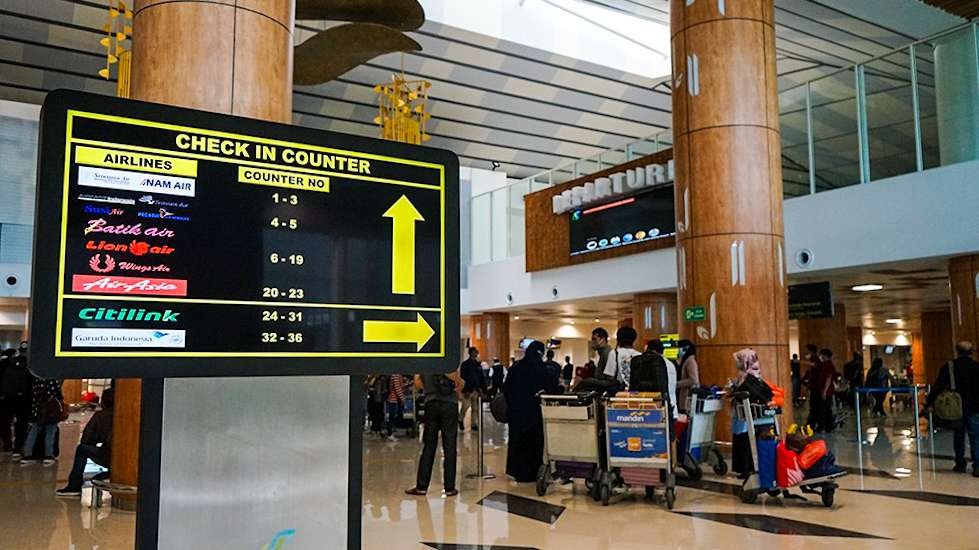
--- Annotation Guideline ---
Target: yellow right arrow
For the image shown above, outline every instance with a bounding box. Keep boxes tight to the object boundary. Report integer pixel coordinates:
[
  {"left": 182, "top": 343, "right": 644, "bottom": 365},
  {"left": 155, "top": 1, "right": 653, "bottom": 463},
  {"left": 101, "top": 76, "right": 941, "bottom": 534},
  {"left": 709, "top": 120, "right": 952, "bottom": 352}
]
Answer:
[
  {"left": 383, "top": 195, "right": 424, "bottom": 295},
  {"left": 363, "top": 313, "right": 435, "bottom": 351}
]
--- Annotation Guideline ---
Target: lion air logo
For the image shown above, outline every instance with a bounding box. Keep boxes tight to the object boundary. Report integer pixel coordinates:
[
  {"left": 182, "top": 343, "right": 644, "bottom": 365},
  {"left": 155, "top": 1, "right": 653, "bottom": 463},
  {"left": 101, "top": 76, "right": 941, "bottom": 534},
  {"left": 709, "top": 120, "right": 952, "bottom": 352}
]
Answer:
[
  {"left": 130, "top": 240, "right": 150, "bottom": 256},
  {"left": 89, "top": 254, "right": 116, "bottom": 273}
]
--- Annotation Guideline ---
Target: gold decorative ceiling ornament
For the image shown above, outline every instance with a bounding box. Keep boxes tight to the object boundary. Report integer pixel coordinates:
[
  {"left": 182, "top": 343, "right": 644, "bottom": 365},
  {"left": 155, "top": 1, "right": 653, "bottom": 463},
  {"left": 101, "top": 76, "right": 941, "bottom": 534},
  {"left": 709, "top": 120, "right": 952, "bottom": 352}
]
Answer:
[
  {"left": 293, "top": 0, "right": 425, "bottom": 85},
  {"left": 97, "top": 0, "right": 133, "bottom": 97},
  {"left": 373, "top": 68, "right": 431, "bottom": 144}
]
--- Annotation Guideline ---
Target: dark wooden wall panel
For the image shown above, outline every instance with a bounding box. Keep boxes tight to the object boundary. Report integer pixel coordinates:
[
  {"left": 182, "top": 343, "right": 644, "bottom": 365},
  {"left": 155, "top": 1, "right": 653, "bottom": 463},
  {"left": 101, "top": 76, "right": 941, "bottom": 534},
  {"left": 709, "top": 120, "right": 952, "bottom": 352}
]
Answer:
[{"left": 524, "top": 149, "right": 674, "bottom": 272}]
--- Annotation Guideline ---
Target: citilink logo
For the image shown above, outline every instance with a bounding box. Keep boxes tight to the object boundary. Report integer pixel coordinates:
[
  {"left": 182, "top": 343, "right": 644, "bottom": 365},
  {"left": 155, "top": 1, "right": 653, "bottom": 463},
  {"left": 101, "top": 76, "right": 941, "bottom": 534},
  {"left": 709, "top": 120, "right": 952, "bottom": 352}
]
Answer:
[{"left": 261, "top": 529, "right": 296, "bottom": 550}]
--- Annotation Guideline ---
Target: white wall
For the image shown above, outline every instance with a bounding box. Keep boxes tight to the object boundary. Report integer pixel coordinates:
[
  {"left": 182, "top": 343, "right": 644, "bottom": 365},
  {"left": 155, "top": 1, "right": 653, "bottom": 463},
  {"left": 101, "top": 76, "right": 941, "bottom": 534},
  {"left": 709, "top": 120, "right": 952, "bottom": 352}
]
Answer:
[{"left": 466, "top": 160, "right": 979, "bottom": 313}]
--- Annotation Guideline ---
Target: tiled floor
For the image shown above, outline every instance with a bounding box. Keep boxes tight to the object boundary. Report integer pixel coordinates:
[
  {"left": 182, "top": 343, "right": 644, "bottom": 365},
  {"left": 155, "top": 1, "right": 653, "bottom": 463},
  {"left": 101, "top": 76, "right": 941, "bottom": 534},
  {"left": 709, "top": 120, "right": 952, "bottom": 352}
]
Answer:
[{"left": 2, "top": 405, "right": 978, "bottom": 549}]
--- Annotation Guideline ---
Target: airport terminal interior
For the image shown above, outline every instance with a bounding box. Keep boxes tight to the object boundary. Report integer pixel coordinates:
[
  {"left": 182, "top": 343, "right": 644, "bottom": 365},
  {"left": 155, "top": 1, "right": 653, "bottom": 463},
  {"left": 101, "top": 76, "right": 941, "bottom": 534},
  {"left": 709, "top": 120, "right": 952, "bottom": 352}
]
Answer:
[{"left": 2, "top": 0, "right": 979, "bottom": 548}]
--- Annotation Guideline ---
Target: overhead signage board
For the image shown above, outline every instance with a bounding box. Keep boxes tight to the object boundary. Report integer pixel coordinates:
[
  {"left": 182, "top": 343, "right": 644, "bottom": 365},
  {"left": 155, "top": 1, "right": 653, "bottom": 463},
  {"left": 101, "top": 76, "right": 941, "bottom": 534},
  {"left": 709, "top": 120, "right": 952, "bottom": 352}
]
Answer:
[
  {"left": 787, "top": 281, "right": 834, "bottom": 320},
  {"left": 30, "top": 90, "right": 459, "bottom": 378}
]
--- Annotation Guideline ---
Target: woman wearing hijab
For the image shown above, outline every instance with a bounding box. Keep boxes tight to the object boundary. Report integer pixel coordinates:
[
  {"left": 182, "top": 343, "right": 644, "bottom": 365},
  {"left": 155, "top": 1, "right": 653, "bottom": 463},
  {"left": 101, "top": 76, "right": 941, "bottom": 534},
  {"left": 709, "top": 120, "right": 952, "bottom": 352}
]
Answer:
[
  {"left": 676, "top": 340, "right": 701, "bottom": 413},
  {"left": 731, "top": 348, "right": 764, "bottom": 477},
  {"left": 503, "top": 340, "right": 548, "bottom": 482}
]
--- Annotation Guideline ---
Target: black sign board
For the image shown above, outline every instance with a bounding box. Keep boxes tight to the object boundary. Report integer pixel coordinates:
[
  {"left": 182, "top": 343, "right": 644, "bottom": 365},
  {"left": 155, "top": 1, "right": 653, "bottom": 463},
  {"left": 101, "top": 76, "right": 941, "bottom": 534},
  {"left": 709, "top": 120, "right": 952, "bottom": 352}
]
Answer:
[
  {"left": 788, "top": 281, "right": 834, "bottom": 320},
  {"left": 30, "top": 90, "right": 459, "bottom": 378}
]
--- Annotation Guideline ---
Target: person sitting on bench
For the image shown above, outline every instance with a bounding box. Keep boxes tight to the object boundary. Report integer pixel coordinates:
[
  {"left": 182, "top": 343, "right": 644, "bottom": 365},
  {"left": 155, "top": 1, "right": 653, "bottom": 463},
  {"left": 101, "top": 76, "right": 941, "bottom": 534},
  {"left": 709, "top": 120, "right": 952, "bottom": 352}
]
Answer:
[{"left": 56, "top": 387, "right": 113, "bottom": 497}]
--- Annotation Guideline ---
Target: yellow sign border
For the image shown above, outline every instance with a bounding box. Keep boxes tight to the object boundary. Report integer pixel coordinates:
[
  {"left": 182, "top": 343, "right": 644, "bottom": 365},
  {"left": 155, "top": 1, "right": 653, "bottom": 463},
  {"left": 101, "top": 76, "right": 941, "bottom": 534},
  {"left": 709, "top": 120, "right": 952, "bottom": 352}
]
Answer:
[{"left": 56, "top": 111, "right": 448, "bottom": 359}]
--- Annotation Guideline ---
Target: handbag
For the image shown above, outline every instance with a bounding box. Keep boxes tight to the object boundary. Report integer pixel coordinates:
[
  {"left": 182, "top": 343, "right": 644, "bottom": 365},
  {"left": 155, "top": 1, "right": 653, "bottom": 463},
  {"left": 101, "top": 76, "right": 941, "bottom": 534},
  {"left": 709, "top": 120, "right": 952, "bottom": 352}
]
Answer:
[
  {"left": 935, "top": 361, "right": 963, "bottom": 422},
  {"left": 490, "top": 393, "right": 508, "bottom": 423}
]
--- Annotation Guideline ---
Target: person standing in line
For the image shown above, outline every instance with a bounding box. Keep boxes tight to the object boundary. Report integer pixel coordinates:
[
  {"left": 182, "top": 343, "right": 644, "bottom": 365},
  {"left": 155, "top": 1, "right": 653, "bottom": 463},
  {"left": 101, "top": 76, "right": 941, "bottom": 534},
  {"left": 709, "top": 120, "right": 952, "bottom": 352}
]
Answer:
[
  {"left": 503, "top": 340, "right": 548, "bottom": 482},
  {"left": 925, "top": 342, "right": 979, "bottom": 475},
  {"left": 458, "top": 347, "right": 485, "bottom": 432},
  {"left": 603, "top": 327, "right": 642, "bottom": 390},
  {"left": 490, "top": 358, "right": 505, "bottom": 399},
  {"left": 790, "top": 353, "right": 802, "bottom": 406},
  {"left": 21, "top": 375, "right": 63, "bottom": 466},
  {"left": 591, "top": 328, "right": 612, "bottom": 379},
  {"left": 2, "top": 351, "right": 32, "bottom": 459},
  {"left": 0, "top": 349, "right": 17, "bottom": 453},
  {"left": 843, "top": 352, "right": 864, "bottom": 406},
  {"left": 643, "top": 339, "right": 679, "bottom": 419},
  {"left": 405, "top": 368, "right": 464, "bottom": 497},
  {"left": 543, "top": 349, "right": 563, "bottom": 394},
  {"left": 384, "top": 373, "right": 405, "bottom": 441},
  {"left": 806, "top": 349, "right": 837, "bottom": 433},
  {"left": 866, "top": 358, "right": 891, "bottom": 417},
  {"left": 676, "top": 340, "right": 701, "bottom": 413},
  {"left": 561, "top": 356, "right": 574, "bottom": 389},
  {"left": 56, "top": 388, "right": 114, "bottom": 497}
]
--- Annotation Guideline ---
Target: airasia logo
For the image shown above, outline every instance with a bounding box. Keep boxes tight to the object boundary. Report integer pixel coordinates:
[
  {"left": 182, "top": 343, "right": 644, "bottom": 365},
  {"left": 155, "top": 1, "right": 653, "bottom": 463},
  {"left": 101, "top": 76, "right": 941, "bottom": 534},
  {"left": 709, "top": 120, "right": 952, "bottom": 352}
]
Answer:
[
  {"left": 71, "top": 275, "right": 187, "bottom": 296},
  {"left": 84, "top": 218, "right": 175, "bottom": 238}
]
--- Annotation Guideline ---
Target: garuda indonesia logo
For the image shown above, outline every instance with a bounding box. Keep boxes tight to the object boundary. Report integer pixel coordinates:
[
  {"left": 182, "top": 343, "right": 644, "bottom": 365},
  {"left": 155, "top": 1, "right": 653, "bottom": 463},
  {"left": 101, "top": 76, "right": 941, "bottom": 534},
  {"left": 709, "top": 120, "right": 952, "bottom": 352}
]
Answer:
[{"left": 261, "top": 529, "right": 296, "bottom": 550}]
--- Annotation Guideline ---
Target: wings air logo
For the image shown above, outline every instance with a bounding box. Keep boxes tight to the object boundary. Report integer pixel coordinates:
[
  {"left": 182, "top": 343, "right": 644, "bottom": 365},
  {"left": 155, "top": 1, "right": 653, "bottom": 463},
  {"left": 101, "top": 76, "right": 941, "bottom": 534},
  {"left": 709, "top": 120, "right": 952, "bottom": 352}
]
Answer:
[{"left": 261, "top": 529, "right": 296, "bottom": 550}]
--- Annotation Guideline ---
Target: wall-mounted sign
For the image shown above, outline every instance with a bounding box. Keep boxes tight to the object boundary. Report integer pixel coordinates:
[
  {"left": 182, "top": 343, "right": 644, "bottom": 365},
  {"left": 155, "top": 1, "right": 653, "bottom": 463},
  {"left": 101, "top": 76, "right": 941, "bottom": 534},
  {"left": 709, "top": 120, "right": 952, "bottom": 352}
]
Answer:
[
  {"left": 552, "top": 159, "right": 674, "bottom": 214},
  {"left": 30, "top": 90, "right": 460, "bottom": 378},
  {"left": 788, "top": 282, "right": 834, "bottom": 320},
  {"left": 569, "top": 187, "right": 675, "bottom": 257},
  {"left": 683, "top": 307, "right": 706, "bottom": 322}
]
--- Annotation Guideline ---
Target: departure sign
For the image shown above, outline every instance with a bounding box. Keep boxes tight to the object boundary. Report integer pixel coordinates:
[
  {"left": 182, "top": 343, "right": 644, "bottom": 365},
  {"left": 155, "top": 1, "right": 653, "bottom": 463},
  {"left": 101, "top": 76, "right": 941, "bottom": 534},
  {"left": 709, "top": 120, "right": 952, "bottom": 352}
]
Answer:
[{"left": 30, "top": 90, "right": 459, "bottom": 378}]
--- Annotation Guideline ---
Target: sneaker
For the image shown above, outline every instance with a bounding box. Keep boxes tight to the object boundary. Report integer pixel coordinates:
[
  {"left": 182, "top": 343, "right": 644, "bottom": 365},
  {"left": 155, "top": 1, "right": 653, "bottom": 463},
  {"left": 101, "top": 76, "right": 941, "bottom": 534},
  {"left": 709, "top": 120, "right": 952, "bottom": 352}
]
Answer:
[
  {"left": 458, "top": 422, "right": 465, "bottom": 431},
  {"left": 19, "top": 457, "right": 37, "bottom": 465},
  {"left": 55, "top": 487, "right": 82, "bottom": 498},
  {"left": 973, "top": 469, "right": 979, "bottom": 478},
  {"left": 954, "top": 463, "right": 968, "bottom": 473},
  {"left": 42, "top": 458, "right": 56, "bottom": 467},
  {"left": 405, "top": 487, "right": 427, "bottom": 496},
  {"left": 11, "top": 453, "right": 22, "bottom": 460},
  {"left": 443, "top": 489, "right": 459, "bottom": 497},
  {"left": 387, "top": 435, "right": 397, "bottom": 442}
]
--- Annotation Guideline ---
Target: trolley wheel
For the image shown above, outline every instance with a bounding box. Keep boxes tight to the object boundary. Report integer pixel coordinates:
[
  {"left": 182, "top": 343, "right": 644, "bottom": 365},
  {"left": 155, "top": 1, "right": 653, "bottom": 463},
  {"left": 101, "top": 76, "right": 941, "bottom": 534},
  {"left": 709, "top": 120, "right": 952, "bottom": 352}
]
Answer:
[
  {"left": 821, "top": 487, "right": 835, "bottom": 508},
  {"left": 600, "top": 482, "right": 610, "bottom": 507},
  {"left": 713, "top": 458, "right": 729, "bottom": 477},
  {"left": 665, "top": 487, "right": 676, "bottom": 510},
  {"left": 739, "top": 480, "right": 758, "bottom": 504}
]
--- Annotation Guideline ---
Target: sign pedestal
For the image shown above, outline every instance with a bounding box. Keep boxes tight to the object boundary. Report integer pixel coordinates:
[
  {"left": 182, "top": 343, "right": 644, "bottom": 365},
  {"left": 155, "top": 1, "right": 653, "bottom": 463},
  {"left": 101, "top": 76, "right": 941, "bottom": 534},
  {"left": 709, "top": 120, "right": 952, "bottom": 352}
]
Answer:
[{"left": 137, "top": 377, "right": 362, "bottom": 550}]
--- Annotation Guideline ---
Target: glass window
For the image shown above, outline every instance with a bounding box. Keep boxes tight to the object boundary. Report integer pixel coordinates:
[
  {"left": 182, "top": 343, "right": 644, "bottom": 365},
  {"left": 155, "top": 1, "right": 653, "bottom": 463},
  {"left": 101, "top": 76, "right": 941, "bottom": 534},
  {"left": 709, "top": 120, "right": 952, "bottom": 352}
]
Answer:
[
  {"left": 810, "top": 68, "right": 861, "bottom": 191},
  {"left": 864, "top": 50, "right": 918, "bottom": 181},
  {"left": 779, "top": 84, "right": 811, "bottom": 197},
  {"left": 470, "top": 193, "right": 491, "bottom": 265},
  {"left": 491, "top": 188, "right": 507, "bottom": 262}
]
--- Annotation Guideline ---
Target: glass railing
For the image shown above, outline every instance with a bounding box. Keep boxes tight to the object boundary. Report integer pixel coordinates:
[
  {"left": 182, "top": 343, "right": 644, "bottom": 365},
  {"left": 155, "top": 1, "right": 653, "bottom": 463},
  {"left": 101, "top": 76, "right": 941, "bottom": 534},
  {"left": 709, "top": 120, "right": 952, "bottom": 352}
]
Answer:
[
  {"left": 470, "top": 21, "right": 979, "bottom": 266},
  {"left": 469, "top": 130, "right": 673, "bottom": 264},
  {"left": 780, "top": 21, "right": 978, "bottom": 197}
]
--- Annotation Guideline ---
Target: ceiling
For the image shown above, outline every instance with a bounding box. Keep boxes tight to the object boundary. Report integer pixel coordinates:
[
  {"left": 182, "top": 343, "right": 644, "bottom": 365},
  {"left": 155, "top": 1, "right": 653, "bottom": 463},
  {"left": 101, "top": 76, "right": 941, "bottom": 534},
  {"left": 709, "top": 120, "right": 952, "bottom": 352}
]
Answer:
[
  {"left": 922, "top": 0, "right": 979, "bottom": 19},
  {"left": 508, "top": 295, "right": 635, "bottom": 325},
  {"left": 0, "top": 0, "right": 964, "bottom": 180}
]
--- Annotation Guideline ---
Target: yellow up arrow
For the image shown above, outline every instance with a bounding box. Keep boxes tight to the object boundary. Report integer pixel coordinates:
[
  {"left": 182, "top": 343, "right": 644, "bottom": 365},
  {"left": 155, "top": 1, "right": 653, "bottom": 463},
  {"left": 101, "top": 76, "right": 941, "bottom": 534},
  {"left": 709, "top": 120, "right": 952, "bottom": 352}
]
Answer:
[
  {"left": 383, "top": 195, "right": 424, "bottom": 295},
  {"left": 363, "top": 313, "right": 435, "bottom": 351}
]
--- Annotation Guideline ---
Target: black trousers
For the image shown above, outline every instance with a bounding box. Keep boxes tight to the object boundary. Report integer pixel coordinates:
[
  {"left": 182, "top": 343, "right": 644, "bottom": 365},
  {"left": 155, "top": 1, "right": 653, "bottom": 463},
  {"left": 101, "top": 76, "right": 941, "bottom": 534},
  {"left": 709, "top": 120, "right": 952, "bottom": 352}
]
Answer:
[
  {"left": 0, "top": 398, "right": 12, "bottom": 452},
  {"left": 416, "top": 399, "right": 458, "bottom": 491}
]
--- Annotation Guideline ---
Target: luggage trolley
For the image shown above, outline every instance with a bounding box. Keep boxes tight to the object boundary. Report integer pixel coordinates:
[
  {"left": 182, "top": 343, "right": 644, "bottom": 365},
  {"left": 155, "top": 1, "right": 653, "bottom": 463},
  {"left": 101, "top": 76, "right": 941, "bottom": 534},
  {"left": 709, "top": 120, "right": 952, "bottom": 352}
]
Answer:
[
  {"left": 536, "top": 392, "right": 604, "bottom": 498},
  {"left": 734, "top": 393, "right": 846, "bottom": 507},
  {"left": 678, "top": 390, "right": 728, "bottom": 479},
  {"left": 602, "top": 393, "right": 676, "bottom": 509}
]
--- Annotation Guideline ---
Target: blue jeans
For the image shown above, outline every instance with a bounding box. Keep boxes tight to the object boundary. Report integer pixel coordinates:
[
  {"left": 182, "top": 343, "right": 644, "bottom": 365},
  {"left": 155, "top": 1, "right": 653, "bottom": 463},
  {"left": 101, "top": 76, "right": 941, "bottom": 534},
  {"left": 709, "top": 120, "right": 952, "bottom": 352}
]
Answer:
[
  {"left": 962, "top": 413, "right": 979, "bottom": 467},
  {"left": 24, "top": 423, "right": 57, "bottom": 459}
]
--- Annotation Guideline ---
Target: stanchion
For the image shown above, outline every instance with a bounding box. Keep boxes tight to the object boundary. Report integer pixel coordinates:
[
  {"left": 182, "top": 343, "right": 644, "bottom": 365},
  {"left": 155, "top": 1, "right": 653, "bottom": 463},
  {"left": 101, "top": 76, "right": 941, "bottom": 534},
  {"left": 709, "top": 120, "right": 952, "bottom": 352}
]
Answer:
[{"left": 467, "top": 394, "right": 496, "bottom": 480}]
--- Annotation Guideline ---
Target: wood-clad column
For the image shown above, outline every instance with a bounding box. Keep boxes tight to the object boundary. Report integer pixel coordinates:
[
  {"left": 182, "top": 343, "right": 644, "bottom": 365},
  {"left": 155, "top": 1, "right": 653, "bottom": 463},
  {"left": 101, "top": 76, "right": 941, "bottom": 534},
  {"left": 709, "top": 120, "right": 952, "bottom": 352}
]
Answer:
[
  {"left": 920, "top": 309, "right": 954, "bottom": 385},
  {"left": 109, "top": 0, "right": 295, "bottom": 510},
  {"left": 469, "top": 313, "right": 511, "bottom": 364},
  {"left": 633, "top": 292, "right": 678, "bottom": 348},
  {"left": 949, "top": 256, "right": 979, "bottom": 347},
  {"left": 846, "top": 327, "right": 864, "bottom": 359},
  {"left": 797, "top": 304, "right": 848, "bottom": 364},
  {"left": 61, "top": 379, "right": 84, "bottom": 404},
  {"left": 671, "top": 0, "right": 791, "bottom": 425}
]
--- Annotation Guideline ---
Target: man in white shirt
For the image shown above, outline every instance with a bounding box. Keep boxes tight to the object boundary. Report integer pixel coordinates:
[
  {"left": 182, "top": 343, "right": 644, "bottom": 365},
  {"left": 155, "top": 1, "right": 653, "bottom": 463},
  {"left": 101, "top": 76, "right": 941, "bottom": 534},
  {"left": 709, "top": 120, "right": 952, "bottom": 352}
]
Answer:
[{"left": 603, "top": 327, "right": 642, "bottom": 388}]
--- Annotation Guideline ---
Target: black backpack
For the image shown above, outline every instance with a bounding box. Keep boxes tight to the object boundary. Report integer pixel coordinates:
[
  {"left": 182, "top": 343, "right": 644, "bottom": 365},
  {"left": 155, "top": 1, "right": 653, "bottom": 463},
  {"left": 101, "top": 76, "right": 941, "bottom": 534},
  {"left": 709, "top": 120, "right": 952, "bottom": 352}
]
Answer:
[
  {"left": 630, "top": 352, "right": 670, "bottom": 393},
  {"left": 434, "top": 374, "right": 456, "bottom": 397}
]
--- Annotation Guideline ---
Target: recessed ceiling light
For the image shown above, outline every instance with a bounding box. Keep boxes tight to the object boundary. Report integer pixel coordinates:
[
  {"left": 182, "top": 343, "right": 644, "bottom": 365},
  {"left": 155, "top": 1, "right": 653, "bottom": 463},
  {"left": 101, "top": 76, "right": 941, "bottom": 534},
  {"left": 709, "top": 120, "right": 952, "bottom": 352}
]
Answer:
[
  {"left": 886, "top": 319, "right": 901, "bottom": 324},
  {"left": 570, "top": 320, "right": 576, "bottom": 325},
  {"left": 852, "top": 284, "right": 884, "bottom": 292},
  {"left": 514, "top": 316, "right": 520, "bottom": 320},
  {"left": 594, "top": 318, "right": 600, "bottom": 323}
]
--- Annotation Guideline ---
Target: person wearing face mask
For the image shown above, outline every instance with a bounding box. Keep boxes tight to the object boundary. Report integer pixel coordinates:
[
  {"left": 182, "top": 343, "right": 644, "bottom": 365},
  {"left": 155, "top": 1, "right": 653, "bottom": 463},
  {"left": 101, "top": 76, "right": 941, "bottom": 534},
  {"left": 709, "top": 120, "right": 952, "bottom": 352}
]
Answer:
[
  {"left": 676, "top": 340, "right": 701, "bottom": 414},
  {"left": 502, "top": 341, "right": 548, "bottom": 482},
  {"left": 730, "top": 349, "right": 768, "bottom": 478}
]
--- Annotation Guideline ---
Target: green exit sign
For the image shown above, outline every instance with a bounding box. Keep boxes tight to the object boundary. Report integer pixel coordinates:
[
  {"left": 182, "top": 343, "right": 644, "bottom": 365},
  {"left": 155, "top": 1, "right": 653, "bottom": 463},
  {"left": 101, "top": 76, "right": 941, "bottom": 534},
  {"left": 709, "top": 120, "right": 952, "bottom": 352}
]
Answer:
[{"left": 684, "top": 307, "right": 706, "bottom": 322}]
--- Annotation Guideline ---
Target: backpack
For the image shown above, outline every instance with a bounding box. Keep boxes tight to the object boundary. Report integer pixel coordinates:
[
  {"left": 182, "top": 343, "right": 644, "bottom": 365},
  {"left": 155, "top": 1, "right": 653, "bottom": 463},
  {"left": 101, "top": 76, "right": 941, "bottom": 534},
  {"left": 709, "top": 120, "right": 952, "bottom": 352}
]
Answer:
[
  {"left": 434, "top": 374, "right": 456, "bottom": 397},
  {"left": 934, "top": 361, "right": 963, "bottom": 422},
  {"left": 39, "top": 396, "right": 64, "bottom": 425},
  {"left": 630, "top": 352, "right": 670, "bottom": 394}
]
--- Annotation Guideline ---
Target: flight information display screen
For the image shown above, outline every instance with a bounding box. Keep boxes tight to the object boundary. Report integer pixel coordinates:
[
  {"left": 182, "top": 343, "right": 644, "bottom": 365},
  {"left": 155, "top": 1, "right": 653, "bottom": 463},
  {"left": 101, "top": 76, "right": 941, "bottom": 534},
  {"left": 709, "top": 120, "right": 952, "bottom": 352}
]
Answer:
[
  {"left": 569, "top": 186, "right": 675, "bottom": 257},
  {"left": 30, "top": 90, "right": 459, "bottom": 378}
]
